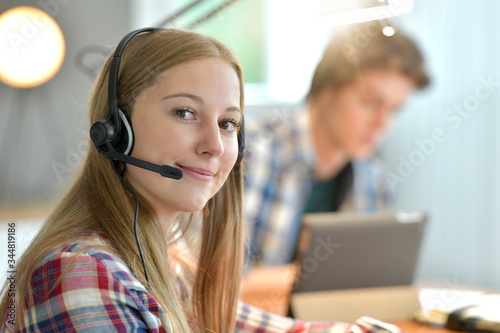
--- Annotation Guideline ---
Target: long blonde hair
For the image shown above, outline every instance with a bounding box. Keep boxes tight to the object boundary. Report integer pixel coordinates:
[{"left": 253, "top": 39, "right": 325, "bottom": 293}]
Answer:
[{"left": 0, "top": 29, "right": 244, "bottom": 332}]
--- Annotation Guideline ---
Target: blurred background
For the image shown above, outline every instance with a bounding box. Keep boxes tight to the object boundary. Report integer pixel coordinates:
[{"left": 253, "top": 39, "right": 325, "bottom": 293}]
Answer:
[{"left": 1, "top": 0, "right": 499, "bottom": 294}]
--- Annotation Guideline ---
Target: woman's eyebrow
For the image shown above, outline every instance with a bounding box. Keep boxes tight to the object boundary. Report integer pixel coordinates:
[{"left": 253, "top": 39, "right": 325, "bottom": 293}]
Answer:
[
  {"left": 163, "top": 93, "right": 241, "bottom": 114},
  {"left": 226, "top": 106, "right": 242, "bottom": 114},
  {"left": 162, "top": 93, "right": 203, "bottom": 102}
]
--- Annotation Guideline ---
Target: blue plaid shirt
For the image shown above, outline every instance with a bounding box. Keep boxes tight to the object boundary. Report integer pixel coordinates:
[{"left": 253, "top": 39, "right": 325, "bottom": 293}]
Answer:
[{"left": 243, "top": 107, "right": 393, "bottom": 267}]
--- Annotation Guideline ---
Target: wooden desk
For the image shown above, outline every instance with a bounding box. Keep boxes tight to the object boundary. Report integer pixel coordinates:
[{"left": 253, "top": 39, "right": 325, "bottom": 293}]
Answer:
[
  {"left": 240, "top": 264, "right": 297, "bottom": 316},
  {"left": 392, "top": 321, "right": 460, "bottom": 333},
  {"left": 241, "top": 266, "right": 465, "bottom": 333}
]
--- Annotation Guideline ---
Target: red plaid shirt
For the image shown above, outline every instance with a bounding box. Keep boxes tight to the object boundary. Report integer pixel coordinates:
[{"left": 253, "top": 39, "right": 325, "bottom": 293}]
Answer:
[{"left": 1, "top": 233, "right": 403, "bottom": 332}]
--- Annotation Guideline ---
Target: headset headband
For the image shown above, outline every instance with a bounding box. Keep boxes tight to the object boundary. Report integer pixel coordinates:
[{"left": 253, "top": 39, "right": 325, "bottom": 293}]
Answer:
[{"left": 107, "top": 28, "right": 160, "bottom": 136}]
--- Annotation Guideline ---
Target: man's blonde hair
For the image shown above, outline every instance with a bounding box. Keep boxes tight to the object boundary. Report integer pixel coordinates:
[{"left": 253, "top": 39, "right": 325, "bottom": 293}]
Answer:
[{"left": 307, "top": 21, "right": 429, "bottom": 101}]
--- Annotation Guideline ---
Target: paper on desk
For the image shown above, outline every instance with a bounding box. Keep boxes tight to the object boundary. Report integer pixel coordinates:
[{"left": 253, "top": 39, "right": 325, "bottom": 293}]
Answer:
[
  {"left": 416, "top": 288, "right": 500, "bottom": 329},
  {"left": 418, "top": 287, "right": 486, "bottom": 312},
  {"left": 463, "top": 294, "right": 500, "bottom": 323}
]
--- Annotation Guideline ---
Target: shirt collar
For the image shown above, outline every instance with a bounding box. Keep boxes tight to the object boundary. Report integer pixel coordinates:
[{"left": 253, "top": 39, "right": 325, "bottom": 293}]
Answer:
[{"left": 293, "top": 107, "right": 316, "bottom": 171}]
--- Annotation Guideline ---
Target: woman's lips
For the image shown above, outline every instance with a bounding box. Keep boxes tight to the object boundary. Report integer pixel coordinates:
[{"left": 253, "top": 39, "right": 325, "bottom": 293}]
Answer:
[{"left": 178, "top": 165, "right": 215, "bottom": 182}]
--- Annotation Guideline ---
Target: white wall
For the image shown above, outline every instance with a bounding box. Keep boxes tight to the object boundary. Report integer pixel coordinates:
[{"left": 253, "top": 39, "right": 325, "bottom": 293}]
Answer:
[{"left": 379, "top": 1, "right": 500, "bottom": 290}]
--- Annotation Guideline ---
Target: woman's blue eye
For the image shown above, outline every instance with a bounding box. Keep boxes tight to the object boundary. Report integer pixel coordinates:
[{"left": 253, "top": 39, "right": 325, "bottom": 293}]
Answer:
[
  {"left": 176, "top": 110, "right": 187, "bottom": 118},
  {"left": 220, "top": 119, "right": 241, "bottom": 133},
  {"left": 173, "top": 108, "right": 196, "bottom": 120}
]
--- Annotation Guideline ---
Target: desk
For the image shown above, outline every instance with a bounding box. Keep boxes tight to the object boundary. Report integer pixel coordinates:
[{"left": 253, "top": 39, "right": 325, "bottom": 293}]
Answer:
[{"left": 240, "top": 266, "right": 466, "bottom": 333}]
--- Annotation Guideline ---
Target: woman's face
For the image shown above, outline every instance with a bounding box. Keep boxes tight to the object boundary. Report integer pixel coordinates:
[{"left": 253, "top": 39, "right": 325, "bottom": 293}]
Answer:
[
  {"left": 125, "top": 57, "right": 241, "bottom": 220},
  {"left": 315, "top": 69, "right": 415, "bottom": 159}
]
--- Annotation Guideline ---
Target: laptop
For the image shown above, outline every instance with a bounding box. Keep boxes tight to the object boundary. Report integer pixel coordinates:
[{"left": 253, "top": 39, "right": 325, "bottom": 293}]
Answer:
[{"left": 290, "top": 211, "right": 427, "bottom": 322}]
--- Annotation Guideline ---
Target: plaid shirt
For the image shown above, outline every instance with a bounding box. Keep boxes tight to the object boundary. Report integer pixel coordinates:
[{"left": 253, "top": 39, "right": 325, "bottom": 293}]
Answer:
[
  {"left": 244, "top": 107, "right": 393, "bottom": 267},
  {"left": 1, "top": 234, "right": 402, "bottom": 332}
]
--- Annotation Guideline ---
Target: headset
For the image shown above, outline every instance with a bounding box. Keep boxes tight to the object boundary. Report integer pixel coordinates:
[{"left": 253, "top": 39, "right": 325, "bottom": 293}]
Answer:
[
  {"left": 90, "top": 27, "right": 245, "bottom": 174},
  {"left": 89, "top": 27, "right": 245, "bottom": 288}
]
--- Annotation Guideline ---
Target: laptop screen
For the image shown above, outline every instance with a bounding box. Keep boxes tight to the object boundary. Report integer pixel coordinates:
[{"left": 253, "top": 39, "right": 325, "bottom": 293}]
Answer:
[{"left": 292, "top": 211, "right": 427, "bottom": 293}]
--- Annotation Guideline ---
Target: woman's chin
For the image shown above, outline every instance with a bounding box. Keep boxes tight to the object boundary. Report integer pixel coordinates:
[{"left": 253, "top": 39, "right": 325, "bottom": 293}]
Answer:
[
  {"left": 174, "top": 193, "right": 215, "bottom": 214},
  {"left": 177, "top": 202, "right": 207, "bottom": 214}
]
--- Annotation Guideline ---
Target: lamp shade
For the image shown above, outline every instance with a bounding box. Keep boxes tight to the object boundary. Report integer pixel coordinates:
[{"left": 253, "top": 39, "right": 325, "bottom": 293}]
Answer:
[{"left": 0, "top": 6, "right": 65, "bottom": 88}]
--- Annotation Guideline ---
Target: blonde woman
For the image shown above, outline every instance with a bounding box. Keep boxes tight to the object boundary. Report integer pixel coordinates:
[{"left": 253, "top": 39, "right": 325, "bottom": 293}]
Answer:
[{"left": 0, "top": 28, "right": 401, "bottom": 332}]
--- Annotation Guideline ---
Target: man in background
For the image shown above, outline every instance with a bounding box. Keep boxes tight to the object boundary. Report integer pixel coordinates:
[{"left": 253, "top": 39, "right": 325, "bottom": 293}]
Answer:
[{"left": 241, "top": 21, "right": 430, "bottom": 314}]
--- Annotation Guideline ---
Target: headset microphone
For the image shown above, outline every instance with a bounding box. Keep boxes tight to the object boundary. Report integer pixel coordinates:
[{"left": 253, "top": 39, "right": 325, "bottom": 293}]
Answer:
[
  {"left": 90, "top": 121, "right": 183, "bottom": 179},
  {"left": 89, "top": 27, "right": 183, "bottom": 180}
]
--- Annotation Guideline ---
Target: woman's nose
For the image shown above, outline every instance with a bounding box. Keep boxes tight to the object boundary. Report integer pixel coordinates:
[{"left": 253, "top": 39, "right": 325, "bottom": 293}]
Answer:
[{"left": 197, "top": 121, "right": 224, "bottom": 159}]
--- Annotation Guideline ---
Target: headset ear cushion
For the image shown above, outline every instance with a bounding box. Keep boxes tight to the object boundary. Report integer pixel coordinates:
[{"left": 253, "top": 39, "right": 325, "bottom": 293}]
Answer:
[
  {"left": 236, "top": 120, "right": 245, "bottom": 165},
  {"left": 116, "top": 109, "right": 134, "bottom": 155}
]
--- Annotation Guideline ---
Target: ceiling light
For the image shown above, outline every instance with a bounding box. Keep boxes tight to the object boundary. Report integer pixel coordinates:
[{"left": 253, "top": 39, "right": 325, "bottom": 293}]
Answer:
[
  {"left": 0, "top": 6, "right": 65, "bottom": 88},
  {"left": 320, "top": 0, "right": 413, "bottom": 26}
]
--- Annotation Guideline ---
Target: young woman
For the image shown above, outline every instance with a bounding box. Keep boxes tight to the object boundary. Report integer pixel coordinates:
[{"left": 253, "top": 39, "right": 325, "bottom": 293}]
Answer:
[{"left": 0, "top": 28, "right": 402, "bottom": 332}]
